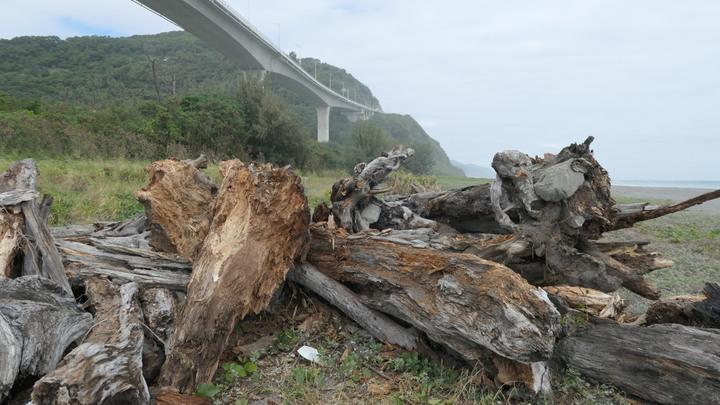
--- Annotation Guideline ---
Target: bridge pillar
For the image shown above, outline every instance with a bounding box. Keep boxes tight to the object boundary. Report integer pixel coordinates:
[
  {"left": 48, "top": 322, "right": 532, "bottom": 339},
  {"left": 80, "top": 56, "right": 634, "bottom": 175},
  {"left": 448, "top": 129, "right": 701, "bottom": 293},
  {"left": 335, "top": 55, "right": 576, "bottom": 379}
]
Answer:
[{"left": 316, "top": 106, "right": 330, "bottom": 143}]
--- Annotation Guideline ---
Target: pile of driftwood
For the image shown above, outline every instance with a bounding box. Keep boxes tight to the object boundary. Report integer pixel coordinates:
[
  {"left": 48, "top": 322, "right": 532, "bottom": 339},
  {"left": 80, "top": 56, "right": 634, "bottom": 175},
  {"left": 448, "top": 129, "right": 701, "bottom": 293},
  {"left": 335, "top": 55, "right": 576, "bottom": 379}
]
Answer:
[{"left": 1, "top": 138, "right": 719, "bottom": 404}]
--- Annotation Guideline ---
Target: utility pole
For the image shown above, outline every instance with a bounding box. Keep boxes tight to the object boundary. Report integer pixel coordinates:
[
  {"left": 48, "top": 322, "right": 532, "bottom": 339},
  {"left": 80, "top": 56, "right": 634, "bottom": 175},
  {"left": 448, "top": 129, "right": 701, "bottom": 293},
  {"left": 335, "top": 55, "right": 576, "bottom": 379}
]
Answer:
[
  {"left": 273, "top": 23, "right": 280, "bottom": 48},
  {"left": 314, "top": 60, "right": 317, "bottom": 79},
  {"left": 329, "top": 72, "right": 332, "bottom": 90}
]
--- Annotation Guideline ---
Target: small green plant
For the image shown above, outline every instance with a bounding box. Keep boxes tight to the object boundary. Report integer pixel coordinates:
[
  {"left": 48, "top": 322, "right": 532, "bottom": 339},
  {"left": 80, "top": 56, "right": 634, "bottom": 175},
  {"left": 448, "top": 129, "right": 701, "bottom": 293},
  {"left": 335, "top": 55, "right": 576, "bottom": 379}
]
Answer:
[
  {"left": 290, "top": 367, "right": 322, "bottom": 385},
  {"left": 272, "top": 328, "right": 297, "bottom": 350},
  {"left": 553, "top": 368, "right": 630, "bottom": 404},
  {"left": 389, "top": 352, "right": 457, "bottom": 383},
  {"left": 218, "top": 360, "right": 259, "bottom": 382},
  {"left": 340, "top": 353, "right": 373, "bottom": 383},
  {"left": 194, "top": 382, "right": 220, "bottom": 398}
]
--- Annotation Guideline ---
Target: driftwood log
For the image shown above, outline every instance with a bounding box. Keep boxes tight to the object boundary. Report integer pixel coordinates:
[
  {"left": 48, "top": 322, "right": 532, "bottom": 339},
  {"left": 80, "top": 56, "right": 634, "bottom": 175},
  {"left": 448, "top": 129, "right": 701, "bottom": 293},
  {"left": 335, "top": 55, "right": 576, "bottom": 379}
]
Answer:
[
  {"left": 158, "top": 160, "right": 310, "bottom": 393},
  {"left": 555, "top": 323, "right": 720, "bottom": 405},
  {"left": 306, "top": 224, "right": 561, "bottom": 364},
  {"left": 0, "top": 276, "right": 93, "bottom": 403},
  {"left": 287, "top": 263, "right": 422, "bottom": 350},
  {"left": 31, "top": 279, "right": 149, "bottom": 404},
  {"left": 0, "top": 159, "right": 71, "bottom": 293},
  {"left": 58, "top": 237, "right": 191, "bottom": 291},
  {"left": 330, "top": 145, "right": 433, "bottom": 232},
  {"left": 646, "top": 282, "right": 720, "bottom": 328}
]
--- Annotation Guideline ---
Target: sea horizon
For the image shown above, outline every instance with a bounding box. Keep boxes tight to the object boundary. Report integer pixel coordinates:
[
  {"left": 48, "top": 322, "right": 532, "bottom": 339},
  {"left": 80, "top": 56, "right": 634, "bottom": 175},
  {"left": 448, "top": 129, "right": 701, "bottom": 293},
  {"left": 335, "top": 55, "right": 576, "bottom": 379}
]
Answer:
[{"left": 613, "top": 180, "right": 720, "bottom": 189}]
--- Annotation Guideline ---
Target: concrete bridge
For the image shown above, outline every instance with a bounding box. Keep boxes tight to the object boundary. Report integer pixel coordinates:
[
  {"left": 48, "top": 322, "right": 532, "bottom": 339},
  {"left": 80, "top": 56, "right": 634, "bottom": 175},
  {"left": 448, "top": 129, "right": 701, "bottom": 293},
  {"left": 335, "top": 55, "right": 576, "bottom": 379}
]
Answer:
[{"left": 133, "top": 0, "right": 380, "bottom": 142}]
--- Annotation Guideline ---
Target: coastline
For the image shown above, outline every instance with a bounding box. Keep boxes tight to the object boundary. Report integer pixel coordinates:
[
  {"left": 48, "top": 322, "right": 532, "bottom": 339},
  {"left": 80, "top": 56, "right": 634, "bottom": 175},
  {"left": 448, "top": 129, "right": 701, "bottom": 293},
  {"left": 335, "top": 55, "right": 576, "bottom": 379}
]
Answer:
[{"left": 612, "top": 185, "right": 720, "bottom": 216}]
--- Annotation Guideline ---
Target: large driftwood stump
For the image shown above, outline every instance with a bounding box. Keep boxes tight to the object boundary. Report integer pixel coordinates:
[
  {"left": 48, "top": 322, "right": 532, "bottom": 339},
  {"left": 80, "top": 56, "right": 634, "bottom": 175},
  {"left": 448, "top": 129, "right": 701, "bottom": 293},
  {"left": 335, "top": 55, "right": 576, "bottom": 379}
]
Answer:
[
  {"left": 373, "top": 138, "right": 714, "bottom": 300},
  {"left": 159, "top": 160, "right": 309, "bottom": 393},
  {"left": 0, "top": 276, "right": 92, "bottom": 403},
  {"left": 555, "top": 323, "right": 720, "bottom": 405},
  {"left": 31, "top": 279, "right": 149, "bottom": 405},
  {"left": 136, "top": 158, "right": 217, "bottom": 260},
  {"left": 307, "top": 224, "right": 561, "bottom": 363}
]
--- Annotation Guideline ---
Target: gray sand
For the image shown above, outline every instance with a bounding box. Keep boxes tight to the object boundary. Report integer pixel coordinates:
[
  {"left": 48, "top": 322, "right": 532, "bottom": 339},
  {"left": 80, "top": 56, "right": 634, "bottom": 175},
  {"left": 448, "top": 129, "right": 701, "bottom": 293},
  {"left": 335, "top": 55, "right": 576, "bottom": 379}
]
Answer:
[{"left": 612, "top": 186, "right": 720, "bottom": 216}]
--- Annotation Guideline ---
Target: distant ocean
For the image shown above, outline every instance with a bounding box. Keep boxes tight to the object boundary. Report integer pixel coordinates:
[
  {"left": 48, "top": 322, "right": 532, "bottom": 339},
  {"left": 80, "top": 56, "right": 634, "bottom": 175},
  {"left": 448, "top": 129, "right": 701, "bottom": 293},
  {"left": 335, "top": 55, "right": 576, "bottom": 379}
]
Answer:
[{"left": 613, "top": 180, "right": 720, "bottom": 189}]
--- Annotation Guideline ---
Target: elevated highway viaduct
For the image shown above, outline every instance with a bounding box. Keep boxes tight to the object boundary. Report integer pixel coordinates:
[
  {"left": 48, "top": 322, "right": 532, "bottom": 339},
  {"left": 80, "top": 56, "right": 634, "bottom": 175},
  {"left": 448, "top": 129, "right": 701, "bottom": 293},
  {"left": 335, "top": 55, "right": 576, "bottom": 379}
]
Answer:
[{"left": 134, "top": 0, "right": 380, "bottom": 142}]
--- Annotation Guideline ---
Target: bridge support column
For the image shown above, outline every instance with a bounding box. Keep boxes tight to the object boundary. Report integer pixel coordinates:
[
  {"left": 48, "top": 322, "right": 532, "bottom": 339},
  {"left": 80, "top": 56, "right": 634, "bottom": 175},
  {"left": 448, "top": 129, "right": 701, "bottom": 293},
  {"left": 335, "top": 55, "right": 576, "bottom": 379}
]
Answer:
[{"left": 316, "top": 106, "right": 330, "bottom": 143}]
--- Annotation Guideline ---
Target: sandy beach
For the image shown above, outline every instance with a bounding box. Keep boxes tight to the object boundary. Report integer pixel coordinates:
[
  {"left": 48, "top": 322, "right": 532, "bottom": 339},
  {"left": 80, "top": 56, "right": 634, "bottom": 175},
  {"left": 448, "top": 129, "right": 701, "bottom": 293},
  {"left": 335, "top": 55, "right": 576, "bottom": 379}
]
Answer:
[{"left": 612, "top": 185, "right": 720, "bottom": 216}]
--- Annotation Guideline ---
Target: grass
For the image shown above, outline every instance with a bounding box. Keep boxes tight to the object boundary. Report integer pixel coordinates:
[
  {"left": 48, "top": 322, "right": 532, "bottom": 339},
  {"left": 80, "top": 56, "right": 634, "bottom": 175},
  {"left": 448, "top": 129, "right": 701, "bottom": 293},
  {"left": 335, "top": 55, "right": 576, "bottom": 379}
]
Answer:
[
  {"left": 0, "top": 156, "right": 490, "bottom": 225},
  {"left": 436, "top": 176, "right": 492, "bottom": 190},
  {"left": 607, "top": 208, "right": 720, "bottom": 313},
  {"left": 0, "top": 157, "right": 150, "bottom": 226}
]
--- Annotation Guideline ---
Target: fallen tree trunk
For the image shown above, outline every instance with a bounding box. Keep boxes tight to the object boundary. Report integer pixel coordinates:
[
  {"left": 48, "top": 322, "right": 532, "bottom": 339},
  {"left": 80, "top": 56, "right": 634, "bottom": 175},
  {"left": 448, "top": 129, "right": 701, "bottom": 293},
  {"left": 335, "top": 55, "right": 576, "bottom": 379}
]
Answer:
[
  {"left": 555, "top": 323, "right": 720, "bottom": 405},
  {"left": 0, "top": 276, "right": 93, "bottom": 403},
  {"left": 306, "top": 224, "right": 561, "bottom": 364},
  {"left": 158, "top": 160, "right": 310, "bottom": 393},
  {"left": 31, "top": 278, "right": 149, "bottom": 404}
]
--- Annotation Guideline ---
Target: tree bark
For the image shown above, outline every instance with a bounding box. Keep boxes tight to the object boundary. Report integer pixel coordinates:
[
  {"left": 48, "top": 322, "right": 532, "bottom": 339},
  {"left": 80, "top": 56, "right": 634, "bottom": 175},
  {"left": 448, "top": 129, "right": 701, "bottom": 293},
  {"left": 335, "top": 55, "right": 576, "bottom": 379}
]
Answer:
[
  {"left": 555, "top": 323, "right": 720, "bottom": 405},
  {"left": 158, "top": 160, "right": 309, "bottom": 393},
  {"left": 0, "top": 207, "right": 23, "bottom": 278}
]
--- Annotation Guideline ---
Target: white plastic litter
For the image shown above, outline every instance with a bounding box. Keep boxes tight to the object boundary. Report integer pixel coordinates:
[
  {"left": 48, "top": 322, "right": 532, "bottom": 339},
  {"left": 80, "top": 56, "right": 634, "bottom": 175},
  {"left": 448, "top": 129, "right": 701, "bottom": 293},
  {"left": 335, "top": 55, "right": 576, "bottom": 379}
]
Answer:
[{"left": 297, "top": 345, "right": 321, "bottom": 363}]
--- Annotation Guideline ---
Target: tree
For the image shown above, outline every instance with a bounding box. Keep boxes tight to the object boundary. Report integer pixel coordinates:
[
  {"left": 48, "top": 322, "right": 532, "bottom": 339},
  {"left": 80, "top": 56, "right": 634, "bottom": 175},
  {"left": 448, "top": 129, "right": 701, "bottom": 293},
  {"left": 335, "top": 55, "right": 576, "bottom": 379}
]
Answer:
[
  {"left": 178, "top": 93, "right": 247, "bottom": 159},
  {"left": 404, "top": 141, "right": 435, "bottom": 175},
  {"left": 351, "top": 121, "right": 392, "bottom": 162},
  {"left": 236, "top": 78, "right": 311, "bottom": 168}
]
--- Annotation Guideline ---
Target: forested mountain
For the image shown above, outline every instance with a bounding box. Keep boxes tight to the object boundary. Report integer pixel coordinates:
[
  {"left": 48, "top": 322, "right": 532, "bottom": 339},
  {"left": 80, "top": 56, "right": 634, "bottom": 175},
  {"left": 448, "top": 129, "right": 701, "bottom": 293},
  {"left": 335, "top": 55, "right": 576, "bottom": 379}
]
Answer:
[{"left": 0, "top": 31, "right": 463, "bottom": 176}]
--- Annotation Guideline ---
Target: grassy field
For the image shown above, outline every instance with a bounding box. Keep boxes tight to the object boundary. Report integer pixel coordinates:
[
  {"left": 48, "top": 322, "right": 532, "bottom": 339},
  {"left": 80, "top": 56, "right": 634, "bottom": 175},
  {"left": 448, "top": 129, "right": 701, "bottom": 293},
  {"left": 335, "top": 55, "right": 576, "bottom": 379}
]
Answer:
[
  {"left": 0, "top": 157, "right": 491, "bottom": 225},
  {"left": 3, "top": 157, "right": 716, "bottom": 404}
]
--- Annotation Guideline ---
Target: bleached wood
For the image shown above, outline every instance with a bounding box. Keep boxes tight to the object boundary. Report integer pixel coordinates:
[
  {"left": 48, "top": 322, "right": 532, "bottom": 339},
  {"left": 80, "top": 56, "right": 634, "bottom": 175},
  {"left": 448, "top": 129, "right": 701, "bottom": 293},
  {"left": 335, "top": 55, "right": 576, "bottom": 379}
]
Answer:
[
  {"left": 0, "top": 276, "right": 92, "bottom": 402},
  {"left": 31, "top": 280, "right": 150, "bottom": 405}
]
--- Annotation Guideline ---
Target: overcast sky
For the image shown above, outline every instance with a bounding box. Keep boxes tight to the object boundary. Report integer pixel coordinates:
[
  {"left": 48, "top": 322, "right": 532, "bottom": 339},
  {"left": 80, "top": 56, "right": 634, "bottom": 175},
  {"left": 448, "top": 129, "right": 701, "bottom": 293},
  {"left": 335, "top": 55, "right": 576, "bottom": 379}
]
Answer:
[{"left": 1, "top": 1, "right": 719, "bottom": 181}]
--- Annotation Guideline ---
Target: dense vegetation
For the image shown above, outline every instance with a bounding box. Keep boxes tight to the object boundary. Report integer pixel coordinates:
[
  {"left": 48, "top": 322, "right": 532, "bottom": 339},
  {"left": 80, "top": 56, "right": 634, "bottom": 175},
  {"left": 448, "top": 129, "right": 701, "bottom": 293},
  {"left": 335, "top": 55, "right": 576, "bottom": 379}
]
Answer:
[{"left": 0, "top": 31, "right": 463, "bottom": 176}]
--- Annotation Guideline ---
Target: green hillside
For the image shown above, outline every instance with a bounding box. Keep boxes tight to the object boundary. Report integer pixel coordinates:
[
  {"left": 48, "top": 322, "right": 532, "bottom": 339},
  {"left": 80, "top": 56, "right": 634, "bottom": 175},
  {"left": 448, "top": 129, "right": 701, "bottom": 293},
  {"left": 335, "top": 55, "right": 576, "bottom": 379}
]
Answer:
[{"left": 0, "top": 31, "right": 463, "bottom": 176}]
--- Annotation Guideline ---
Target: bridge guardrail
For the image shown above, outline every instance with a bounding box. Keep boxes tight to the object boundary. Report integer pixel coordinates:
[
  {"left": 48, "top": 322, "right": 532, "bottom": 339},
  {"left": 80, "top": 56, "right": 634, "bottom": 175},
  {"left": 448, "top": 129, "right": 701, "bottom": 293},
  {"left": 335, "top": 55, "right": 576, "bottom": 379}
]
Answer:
[{"left": 209, "top": 0, "right": 379, "bottom": 112}]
